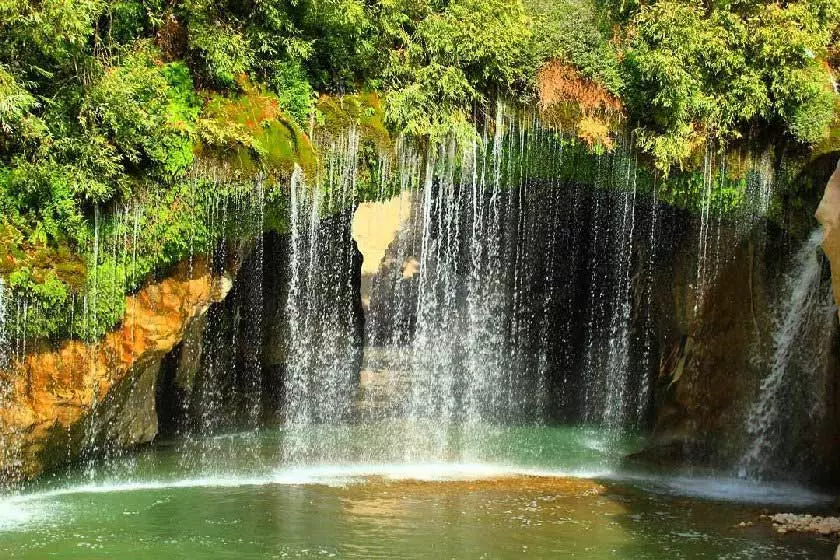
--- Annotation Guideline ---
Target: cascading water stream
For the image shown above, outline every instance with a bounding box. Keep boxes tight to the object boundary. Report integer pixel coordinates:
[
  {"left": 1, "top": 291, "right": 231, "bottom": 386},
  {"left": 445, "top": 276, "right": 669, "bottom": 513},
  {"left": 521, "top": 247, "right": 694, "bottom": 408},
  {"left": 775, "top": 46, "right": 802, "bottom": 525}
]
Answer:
[
  {"left": 282, "top": 128, "right": 363, "bottom": 462},
  {"left": 0, "top": 277, "right": 16, "bottom": 487},
  {"left": 172, "top": 179, "right": 270, "bottom": 471},
  {"left": 347, "top": 110, "right": 665, "bottom": 465},
  {"left": 0, "top": 100, "right": 810, "bottom": 494},
  {"left": 393, "top": 109, "right": 566, "bottom": 459},
  {"left": 579, "top": 143, "right": 649, "bottom": 432},
  {"left": 601, "top": 153, "right": 638, "bottom": 429},
  {"left": 0, "top": 278, "right": 7, "bottom": 372},
  {"left": 739, "top": 229, "right": 833, "bottom": 478}
]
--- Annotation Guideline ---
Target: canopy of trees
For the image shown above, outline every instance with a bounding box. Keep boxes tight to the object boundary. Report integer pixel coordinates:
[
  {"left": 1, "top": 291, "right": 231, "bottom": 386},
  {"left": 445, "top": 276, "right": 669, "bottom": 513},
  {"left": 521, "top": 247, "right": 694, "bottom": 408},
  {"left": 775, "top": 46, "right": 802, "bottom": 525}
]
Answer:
[
  {"left": 1, "top": 0, "right": 837, "bottom": 184},
  {"left": 0, "top": 0, "right": 837, "bottom": 340}
]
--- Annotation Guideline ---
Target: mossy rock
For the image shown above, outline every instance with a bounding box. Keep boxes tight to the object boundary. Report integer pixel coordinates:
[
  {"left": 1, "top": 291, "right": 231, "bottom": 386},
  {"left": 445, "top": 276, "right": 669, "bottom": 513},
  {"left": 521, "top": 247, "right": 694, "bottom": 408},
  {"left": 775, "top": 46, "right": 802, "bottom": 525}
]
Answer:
[
  {"left": 0, "top": 222, "right": 86, "bottom": 289},
  {"left": 198, "top": 82, "right": 316, "bottom": 178},
  {"left": 316, "top": 92, "right": 391, "bottom": 152},
  {"left": 814, "top": 110, "right": 840, "bottom": 160}
]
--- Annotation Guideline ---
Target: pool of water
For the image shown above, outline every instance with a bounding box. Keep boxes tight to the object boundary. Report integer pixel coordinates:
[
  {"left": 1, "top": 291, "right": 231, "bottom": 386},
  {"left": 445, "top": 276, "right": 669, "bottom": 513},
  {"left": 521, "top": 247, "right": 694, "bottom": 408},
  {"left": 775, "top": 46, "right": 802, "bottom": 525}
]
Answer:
[{"left": 0, "top": 424, "right": 835, "bottom": 558}]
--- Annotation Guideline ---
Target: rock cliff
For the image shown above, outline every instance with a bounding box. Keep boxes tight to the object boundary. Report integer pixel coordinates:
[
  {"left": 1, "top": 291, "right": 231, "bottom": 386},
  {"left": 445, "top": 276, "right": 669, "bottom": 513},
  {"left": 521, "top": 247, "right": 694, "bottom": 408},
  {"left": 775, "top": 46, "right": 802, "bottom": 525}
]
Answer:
[
  {"left": 0, "top": 259, "right": 233, "bottom": 483},
  {"left": 816, "top": 159, "right": 840, "bottom": 318}
]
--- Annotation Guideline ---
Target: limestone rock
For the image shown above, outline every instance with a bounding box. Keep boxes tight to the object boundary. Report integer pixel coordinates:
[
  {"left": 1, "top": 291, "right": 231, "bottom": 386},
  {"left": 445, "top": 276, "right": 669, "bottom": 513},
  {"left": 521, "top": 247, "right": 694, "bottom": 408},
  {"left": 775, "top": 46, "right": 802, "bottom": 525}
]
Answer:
[
  {"left": 763, "top": 513, "right": 840, "bottom": 536},
  {"left": 816, "top": 159, "right": 840, "bottom": 319},
  {"left": 351, "top": 190, "right": 415, "bottom": 310},
  {"left": 0, "top": 258, "right": 233, "bottom": 482}
]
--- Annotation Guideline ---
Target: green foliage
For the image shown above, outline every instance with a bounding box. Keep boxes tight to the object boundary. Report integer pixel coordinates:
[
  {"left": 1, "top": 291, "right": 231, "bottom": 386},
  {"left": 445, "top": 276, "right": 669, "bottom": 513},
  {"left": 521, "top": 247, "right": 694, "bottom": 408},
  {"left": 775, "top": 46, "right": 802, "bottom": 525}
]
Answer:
[
  {"left": 316, "top": 93, "right": 390, "bottom": 149},
  {"left": 298, "top": 0, "right": 379, "bottom": 90},
  {"left": 80, "top": 44, "right": 200, "bottom": 178},
  {"left": 0, "top": 0, "right": 104, "bottom": 67},
  {"left": 178, "top": 0, "right": 309, "bottom": 90},
  {"left": 7, "top": 268, "right": 72, "bottom": 338},
  {"left": 384, "top": 0, "right": 535, "bottom": 142},
  {"left": 267, "top": 61, "right": 317, "bottom": 126},
  {"left": 188, "top": 20, "right": 253, "bottom": 88},
  {"left": 615, "top": 0, "right": 840, "bottom": 170},
  {"left": 3, "top": 177, "right": 271, "bottom": 342},
  {"left": 0, "top": 0, "right": 837, "bottom": 345},
  {"left": 109, "top": 0, "right": 153, "bottom": 45},
  {"left": 0, "top": 66, "right": 47, "bottom": 152},
  {"left": 526, "top": 0, "right": 623, "bottom": 95},
  {"left": 2, "top": 157, "right": 99, "bottom": 244}
]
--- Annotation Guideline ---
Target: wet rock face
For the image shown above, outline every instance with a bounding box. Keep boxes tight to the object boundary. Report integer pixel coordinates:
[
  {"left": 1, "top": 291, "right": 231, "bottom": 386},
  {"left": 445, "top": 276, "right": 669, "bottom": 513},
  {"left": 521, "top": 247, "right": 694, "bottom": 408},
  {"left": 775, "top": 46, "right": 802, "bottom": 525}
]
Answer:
[
  {"left": 0, "top": 259, "right": 232, "bottom": 483},
  {"left": 816, "top": 159, "right": 840, "bottom": 319},
  {"left": 637, "top": 223, "right": 775, "bottom": 470},
  {"left": 636, "top": 215, "right": 840, "bottom": 483},
  {"left": 155, "top": 225, "right": 366, "bottom": 436}
]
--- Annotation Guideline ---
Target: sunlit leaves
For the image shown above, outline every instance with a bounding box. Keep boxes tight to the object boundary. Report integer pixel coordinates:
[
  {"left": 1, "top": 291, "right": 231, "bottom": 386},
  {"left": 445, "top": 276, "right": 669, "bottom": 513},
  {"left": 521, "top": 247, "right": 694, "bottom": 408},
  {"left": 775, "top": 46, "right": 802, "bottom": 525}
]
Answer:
[
  {"left": 80, "top": 43, "right": 199, "bottom": 177},
  {"left": 384, "top": 0, "right": 534, "bottom": 141},
  {"left": 619, "top": 0, "right": 839, "bottom": 169}
]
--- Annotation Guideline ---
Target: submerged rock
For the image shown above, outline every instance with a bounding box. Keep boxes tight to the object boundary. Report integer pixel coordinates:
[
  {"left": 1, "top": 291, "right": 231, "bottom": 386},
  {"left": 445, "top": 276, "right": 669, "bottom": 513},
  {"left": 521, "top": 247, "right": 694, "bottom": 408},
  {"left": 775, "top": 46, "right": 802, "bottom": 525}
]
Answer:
[{"left": 0, "top": 259, "right": 234, "bottom": 483}]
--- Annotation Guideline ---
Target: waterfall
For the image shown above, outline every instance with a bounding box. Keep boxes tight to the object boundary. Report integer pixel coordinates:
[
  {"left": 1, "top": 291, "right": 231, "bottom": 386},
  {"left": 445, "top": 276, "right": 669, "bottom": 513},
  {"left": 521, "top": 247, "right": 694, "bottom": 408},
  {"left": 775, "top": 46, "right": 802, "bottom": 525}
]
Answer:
[
  {"left": 601, "top": 154, "right": 638, "bottom": 429},
  {"left": 169, "top": 180, "right": 270, "bottom": 470},
  {"left": 187, "top": 189, "right": 231, "bottom": 451},
  {"left": 3, "top": 104, "right": 816, "bottom": 489},
  {"left": 693, "top": 147, "right": 715, "bottom": 317},
  {"left": 0, "top": 277, "right": 16, "bottom": 489},
  {"left": 408, "top": 141, "right": 464, "bottom": 431},
  {"left": 401, "top": 109, "right": 561, "bottom": 442},
  {"left": 636, "top": 189, "right": 659, "bottom": 425},
  {"left": 752, "top": 149, "right": 775, "bottom": 216},
  {"left": 739, "top": 229, "right": 833, "bottom": 478},
  {"left": 347, "top": 110, "right": 661, "bottom": 462},
  {"left": 0, "top": 278, "right": 7, "bottom": 372},
  {"left": 578, "top": 145, "right": 649, "bottom": 430},
  {"left": 282, "top": 128, "right": 364, "bottom": 462}
]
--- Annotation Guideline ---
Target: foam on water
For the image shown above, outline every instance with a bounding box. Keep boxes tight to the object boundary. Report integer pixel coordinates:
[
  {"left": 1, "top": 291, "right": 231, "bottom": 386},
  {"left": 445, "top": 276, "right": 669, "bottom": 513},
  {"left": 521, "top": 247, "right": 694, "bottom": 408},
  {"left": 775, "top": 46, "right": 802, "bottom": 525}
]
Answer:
[
  {"left": 615, "top": 472, "right": 833, "bottom": 507},
  {"left": 0, "top": 462, "right": 616, "bottom": 530},
  {"left": 1, "top": 464, "right": 832, "bottom": 560},
  {"left": 0, "top": 495, "right": 51, "bottom": 531},
  {"left": 10, "top": 463, "right": 612, "bottom": 500},
  {"left": 3, "top": 461, "right": 830, "bottom": 532}
]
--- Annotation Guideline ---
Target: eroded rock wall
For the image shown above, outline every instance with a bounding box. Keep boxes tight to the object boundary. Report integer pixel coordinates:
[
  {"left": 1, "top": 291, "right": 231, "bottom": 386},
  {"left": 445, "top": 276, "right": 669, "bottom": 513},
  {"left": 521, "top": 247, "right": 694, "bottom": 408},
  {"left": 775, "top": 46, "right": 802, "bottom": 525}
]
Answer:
[
  {"left": 642, "top": 225, "right": 782, "bottom": 469},
  {"left": 641, "top": 160, "right": 840, "bottom": 483},
  {"left": 0, "top": 259, "right": 233, "bottom": 482},
  {"left": 817, "top": 159, "right": 840, "bottom": 319}
]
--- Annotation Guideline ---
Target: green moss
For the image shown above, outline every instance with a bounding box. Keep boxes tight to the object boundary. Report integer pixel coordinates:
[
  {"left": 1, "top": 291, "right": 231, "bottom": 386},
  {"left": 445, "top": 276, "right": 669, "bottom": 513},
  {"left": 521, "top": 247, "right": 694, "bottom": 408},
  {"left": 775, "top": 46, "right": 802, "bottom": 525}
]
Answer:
[
  {"left": 316, "top": 92, "right": 391, "bottom": 151},
  {"left": 1, "top": 174, "right": 278, "bottom": 342},
  {"left": 0, "top": 222, "right": 87, "bottom": 289},
  {"left": 813, "top": 108, "right": 840, "bottom": 159},
  {"left": 200, "top": 83, "right": 316, "bottom": 177},
  {"left": 314, "top": 92, "right": 394, "bottom": 202}
]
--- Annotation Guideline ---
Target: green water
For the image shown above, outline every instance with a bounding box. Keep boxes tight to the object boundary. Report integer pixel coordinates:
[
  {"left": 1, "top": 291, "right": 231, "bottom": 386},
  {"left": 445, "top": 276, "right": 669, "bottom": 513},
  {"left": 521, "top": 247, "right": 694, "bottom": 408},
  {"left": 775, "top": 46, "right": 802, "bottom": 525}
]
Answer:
[{"left": 0, "top": 424, "right": 835, "bottom": 559}]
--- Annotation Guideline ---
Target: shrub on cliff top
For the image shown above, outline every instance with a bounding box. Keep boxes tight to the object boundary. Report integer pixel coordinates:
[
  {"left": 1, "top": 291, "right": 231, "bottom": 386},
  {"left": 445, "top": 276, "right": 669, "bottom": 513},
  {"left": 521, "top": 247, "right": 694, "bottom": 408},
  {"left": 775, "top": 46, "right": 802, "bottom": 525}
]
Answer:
[
  {"left": 614, "top": 0, "right": 839, "bottom": 170},
  {"left": 383, "top": 0, "right": 535, "bottom": 142},
  {"left": 80, "top": 43, "right": 201, "bottom": 180}
]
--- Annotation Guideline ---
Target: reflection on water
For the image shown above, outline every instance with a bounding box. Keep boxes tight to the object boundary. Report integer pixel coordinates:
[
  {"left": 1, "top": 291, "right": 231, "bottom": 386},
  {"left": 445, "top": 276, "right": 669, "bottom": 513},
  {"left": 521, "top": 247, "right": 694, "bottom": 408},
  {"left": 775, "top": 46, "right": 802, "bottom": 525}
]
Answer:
[
  {"left": 0, "top": 425, "right": 835, "bottom": 559},
  {"left": 1, "top": 474, "right": 833, "bottom": 559}
]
